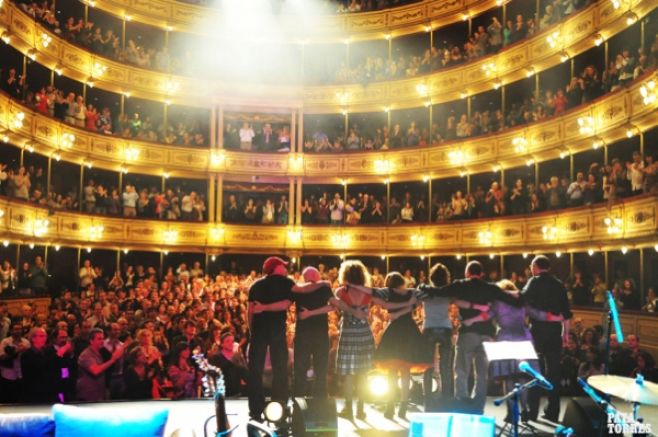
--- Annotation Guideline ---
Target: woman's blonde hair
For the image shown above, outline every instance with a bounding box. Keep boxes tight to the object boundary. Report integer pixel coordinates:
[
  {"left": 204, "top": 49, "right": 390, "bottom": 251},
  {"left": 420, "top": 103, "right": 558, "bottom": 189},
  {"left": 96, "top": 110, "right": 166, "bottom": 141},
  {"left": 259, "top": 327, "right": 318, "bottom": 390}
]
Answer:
[
  {"left": 497, "top": 279, "right": 520, "bottom": 295},
  {"left": 338, "top": 260, "right": 371, "bottom": 287}
]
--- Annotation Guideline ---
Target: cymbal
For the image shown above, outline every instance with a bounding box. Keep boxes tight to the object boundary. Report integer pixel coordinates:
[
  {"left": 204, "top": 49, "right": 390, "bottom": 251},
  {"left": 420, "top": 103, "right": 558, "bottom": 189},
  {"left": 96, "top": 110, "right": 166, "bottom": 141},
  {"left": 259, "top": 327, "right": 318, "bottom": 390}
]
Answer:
[{"left": 588, "top": 375, "right": 658, "bottom": 405}]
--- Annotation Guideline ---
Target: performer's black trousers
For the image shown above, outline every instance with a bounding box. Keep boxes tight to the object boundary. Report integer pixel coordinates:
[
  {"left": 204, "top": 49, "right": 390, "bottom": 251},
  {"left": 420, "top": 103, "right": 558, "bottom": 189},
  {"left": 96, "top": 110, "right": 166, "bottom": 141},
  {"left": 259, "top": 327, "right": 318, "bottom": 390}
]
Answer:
[
  {"left": 248, "top": 327, "right": 289, "bottom": 419},
  {"left": 294, "top": 328, "right": 329, "bottom": 398},
  {"left": 529, "top": 324, "right": 562, "bottom": 420}
]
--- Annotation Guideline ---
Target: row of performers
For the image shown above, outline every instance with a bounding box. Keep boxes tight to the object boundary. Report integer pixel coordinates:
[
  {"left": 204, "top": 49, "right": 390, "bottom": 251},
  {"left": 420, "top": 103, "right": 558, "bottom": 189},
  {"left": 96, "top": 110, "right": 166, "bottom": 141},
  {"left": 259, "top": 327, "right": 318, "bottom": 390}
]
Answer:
[{"left": 246, "top": 255, "right": 571, "bottom": 422}]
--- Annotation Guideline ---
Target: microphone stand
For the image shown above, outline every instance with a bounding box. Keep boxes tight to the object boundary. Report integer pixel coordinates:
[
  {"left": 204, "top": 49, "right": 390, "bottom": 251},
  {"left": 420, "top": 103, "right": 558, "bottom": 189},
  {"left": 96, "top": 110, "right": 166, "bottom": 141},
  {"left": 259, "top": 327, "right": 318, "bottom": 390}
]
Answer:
[
  {"left": 603, "top": 307, "right": 613, "bottom": 376},
  {"left": 494, "top": 379, "right": 539, "bottom": 437},
  {"left": 604, "top": 290, "right": 624, "bottom": 376}
]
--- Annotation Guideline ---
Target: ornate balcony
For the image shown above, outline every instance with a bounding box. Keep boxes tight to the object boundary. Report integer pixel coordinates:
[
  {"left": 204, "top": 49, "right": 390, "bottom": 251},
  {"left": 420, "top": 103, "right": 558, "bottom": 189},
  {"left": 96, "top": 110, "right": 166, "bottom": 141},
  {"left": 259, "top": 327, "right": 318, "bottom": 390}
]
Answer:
[
  {"left": 1, "top": 71, "right": 656, "bottom": 178},
  {"left": 0, "top": 0, "right": 651, "bottom": 110},
  {"left": 1, "top": 194, "right": 656, "bottom": 255}
]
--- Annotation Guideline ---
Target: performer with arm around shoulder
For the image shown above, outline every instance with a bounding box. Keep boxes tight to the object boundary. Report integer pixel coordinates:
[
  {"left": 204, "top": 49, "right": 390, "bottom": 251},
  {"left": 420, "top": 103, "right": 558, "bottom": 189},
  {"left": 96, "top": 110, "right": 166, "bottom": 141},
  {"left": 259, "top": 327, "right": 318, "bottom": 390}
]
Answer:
[
  {"left": 246, "top": 257, "right": 294, "bottom": 421},
  {"left": 521, "top": 255, "right": 572, "bottom": 423}
]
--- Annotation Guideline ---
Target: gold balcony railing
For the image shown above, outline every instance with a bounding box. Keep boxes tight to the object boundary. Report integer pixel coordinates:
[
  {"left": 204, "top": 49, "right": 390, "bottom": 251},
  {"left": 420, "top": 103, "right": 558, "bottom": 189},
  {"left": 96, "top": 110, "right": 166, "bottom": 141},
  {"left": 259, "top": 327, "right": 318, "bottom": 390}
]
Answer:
[
  {"left": 77, "top": 0, "right": 498, "bottom": 41},
  {"left": 1, "top": 71, "right": 656, "bottom": 179},
  {"left": 0, "top": 0, "right": 651, "bottom": 110},
  {"left": 1, "top": 194, "right": 656, "bottom": 255}
]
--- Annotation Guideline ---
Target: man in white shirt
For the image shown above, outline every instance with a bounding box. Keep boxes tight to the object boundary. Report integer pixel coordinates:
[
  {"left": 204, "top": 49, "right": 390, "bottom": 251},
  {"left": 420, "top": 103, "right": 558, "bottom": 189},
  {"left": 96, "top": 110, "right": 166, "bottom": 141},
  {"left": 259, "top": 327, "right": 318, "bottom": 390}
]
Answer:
[
  {"left": 122, "top": 184, "right": 138, "bottom": 217},
  {"left": 627, "top": 151, "right": 645, "bottom": 195},
  {"left": 566, "top": 172, "right": 586, "bottom": 206},
  {"left": 239, "top": 122, "right": 255, "bottom": 151},
  {"left": 79, "top": 259, "right": 97, "bottom": 289},
  {"left": 181, "top": 191, "right": 195, "bottom": 220}
]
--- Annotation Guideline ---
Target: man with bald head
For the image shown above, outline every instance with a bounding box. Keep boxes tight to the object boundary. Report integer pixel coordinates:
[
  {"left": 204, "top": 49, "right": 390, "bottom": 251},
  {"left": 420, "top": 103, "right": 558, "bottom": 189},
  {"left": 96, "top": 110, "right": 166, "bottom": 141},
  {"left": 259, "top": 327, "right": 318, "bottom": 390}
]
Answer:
[
  {"left": 291, "top": 266, "right": 335, "bottom": 398},
  {"left": 21, "top": 327, "right": 59, "bottom": 403}
]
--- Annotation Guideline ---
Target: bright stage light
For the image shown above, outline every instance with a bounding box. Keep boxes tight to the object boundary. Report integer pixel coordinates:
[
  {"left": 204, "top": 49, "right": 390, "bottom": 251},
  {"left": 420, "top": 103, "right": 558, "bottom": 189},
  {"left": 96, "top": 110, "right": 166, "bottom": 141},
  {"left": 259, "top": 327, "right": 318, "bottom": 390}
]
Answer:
[
  {"left": 264, "top": 401, "right": 284, "bottom": 422},
  {"left": 368, "top": 373, "right": 389, "bottom": 397}
]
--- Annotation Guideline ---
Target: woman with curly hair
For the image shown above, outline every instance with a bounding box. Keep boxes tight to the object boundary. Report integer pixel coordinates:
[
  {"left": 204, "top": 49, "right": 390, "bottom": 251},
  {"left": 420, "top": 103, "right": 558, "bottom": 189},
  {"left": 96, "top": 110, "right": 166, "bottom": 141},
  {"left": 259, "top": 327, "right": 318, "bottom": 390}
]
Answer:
[{"left": 334, "top": 260, "right": 412, "bottom": 420}]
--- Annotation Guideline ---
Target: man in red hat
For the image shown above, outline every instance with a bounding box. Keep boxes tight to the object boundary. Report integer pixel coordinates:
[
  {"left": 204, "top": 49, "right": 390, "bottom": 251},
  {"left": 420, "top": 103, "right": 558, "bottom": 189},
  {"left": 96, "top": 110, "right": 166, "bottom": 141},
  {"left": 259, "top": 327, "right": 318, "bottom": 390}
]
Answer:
[{"left": 247, "top": 256, "right": 294, "bottom": 421}]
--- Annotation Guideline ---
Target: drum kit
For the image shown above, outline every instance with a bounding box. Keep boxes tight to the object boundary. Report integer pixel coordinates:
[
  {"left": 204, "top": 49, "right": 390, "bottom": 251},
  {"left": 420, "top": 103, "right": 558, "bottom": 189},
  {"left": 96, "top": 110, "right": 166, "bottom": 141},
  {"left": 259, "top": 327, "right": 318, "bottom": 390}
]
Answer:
[{"left": 580, "top": 373, "right": 658, "bottom": 436}]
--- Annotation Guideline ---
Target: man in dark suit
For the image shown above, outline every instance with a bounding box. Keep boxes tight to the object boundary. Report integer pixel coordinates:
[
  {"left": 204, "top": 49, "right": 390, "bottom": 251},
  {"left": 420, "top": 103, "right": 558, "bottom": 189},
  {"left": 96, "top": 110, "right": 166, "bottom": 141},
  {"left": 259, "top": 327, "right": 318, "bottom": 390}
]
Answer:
[
  {"left": 418, "top": 261, "right": 518, "bottom": 413},
  {"left": 522, "top": 255, "right": 572, "bottom": 422},
  {"left": 257, "top": 123, "right": 277, "bottom": 152}
]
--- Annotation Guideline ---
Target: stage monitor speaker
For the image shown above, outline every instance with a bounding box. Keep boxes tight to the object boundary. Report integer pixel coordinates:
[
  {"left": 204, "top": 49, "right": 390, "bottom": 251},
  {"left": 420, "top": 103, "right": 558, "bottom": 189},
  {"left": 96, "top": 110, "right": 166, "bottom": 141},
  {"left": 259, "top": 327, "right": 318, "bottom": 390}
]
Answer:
[
  {"left": 407, "top": 412, "right": 496, "bottom": 437},
  {"left": 291, "top": 397, "right": 338, "bottom": 437},
  {"left": 562, "top": 397, "right": 615, "bottom": 437}
]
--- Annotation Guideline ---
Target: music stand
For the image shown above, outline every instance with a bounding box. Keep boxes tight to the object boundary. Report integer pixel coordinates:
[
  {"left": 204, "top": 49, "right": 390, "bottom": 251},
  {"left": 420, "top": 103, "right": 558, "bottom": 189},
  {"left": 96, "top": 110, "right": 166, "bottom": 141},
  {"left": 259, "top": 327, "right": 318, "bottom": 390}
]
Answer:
[{"left": 483, "top": 341, "right": 539, "bottom": 437}]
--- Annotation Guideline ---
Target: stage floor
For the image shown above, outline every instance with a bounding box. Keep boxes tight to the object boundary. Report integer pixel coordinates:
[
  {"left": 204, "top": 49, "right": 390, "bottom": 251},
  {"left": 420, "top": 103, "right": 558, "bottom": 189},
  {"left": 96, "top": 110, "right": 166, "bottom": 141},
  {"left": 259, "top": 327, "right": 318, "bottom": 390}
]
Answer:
[{"left": 1, "top": 397, "right": 657, "bottom": 436}]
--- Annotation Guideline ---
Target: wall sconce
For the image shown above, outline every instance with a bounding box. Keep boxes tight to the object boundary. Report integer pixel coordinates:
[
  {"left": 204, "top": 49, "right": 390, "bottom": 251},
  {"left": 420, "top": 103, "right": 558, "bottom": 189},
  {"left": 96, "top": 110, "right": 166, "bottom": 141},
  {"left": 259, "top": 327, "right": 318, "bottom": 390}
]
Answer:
[
  {"left": 410, "top": 233, "right": 425, "bottom": 248},
  {"left": 546, "top": 31, "right": 561, "bottom": 49},
  {"left": 604, "top": 217, "right": 622, "bottom": 235},
  {"left": 88, "top": 224, "right": 104, "bottom": 240},
  {"left": 11, "top": 112, "right": 25, "bottom": 130},
  {"left": 478, "top": 230, "right": 493, "bottom": 245},
  {"left": 40, "top": 33, "right": 52, "bottom": 48},
  {"left": 640, "top": 80, "right": 656, "bottom": 105},
  {"left": 512, "top": 137, "right": 528, "bottom": 154},
  {"left": 288, "top": 154, "right": 304, "bottom": 171},
  {"left": 374, "top": 159, "right": 392, "bottom": 173},
  {"left": 331, "top": 234, "right": 350, "bottom": 249},
  {"left": 448, "top": 150, "right": 467, "bottom": 166},
  {"left": 482, "top": 62, "right": 497, "bottom": 77},
  {"left": 60, "top": 133, "right": 75, "bottom": 149},
  {"left": 33, "top": 218, "right": 49, "bottom": 237},
  {"left": 92, "top": 62, "right": 107, "bottom": 78},
  {"left": 625, "top": 11, "right": 638, "bottom": 26},
  {"left": 211, "top": 150, "right": 225, "bottom": 166},
  {"left": 593, "top": 33, "right": 604, "bottom": 46},
  {"left": 163, "top": 229, "right": 178, "bottom": 244},
  {"left": 542, "top": 225, "right": 558, "bottom": 241},
  {"left": 210, "top": 226, "right": 224, "bottom": 241},
  {"left": 577, "top": 116, "right": 595, "bottom": 135},
  {"left": 287, "top": 229, "right": 302, "bottom": 245},
  {"left": 163, "top": 79, "right": 180, "bottom": 95}
]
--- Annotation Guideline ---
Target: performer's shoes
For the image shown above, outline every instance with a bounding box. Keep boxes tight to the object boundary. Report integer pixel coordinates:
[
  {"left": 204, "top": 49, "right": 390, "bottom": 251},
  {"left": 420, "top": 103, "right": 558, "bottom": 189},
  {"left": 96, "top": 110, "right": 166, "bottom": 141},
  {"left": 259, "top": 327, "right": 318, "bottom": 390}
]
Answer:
[
  {"left": 356, "top": 400, "right": 366, "bottom": 420},
  {"left": 541, "top": 411, "right": 559, "bottom": 422},
  {"left": 541, "top": 414, "right": 558, "bottom": 422},
  {"left": 338, "top": 402, "right": 353, "bottom": 420},
  {"left": 397, "top": 403, "right": 408, "bottom": 421},
  {"left": 384, "top": 403, "right": 395, "bottom": 419},
  {"left": 521, "top": 410, "right": 530, "bottom": 423}
]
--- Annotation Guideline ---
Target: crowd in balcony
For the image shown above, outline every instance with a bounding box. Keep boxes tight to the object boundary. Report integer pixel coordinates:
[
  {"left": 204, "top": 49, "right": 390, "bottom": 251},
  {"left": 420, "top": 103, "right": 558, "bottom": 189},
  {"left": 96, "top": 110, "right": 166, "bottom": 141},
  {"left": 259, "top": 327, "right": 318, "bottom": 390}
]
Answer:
[
  {"left": 290, "top": 150, "right": 657, "bottom": 225},
  {"left": 0, "top": 163, "right": 208, "bottom": 221},
  {"left": 0, "top": 252, "right": 655, "bottom": 406},
  {"left": 304, "top": 42, "right": 657, "bottom": 153},
  {"left": 0, "top": 69, "right": 208, "bottom": 147},
  {"left": 1, "top": 143, "right": 656, "bottom": 225},
  {"left": 223, "top": 193, "right": 290, "bottom": 224},
  {"left": 0, "top": 21, "right": 655, "bottom": 155},
  {"left": 223, "top": 122, "right": 292, "bottom": 152},
  {"left": 173, "top": 0, "right": 420, "bottom": 13},
  {"left": 12, "top": 0, "right": 592, "bottom": 84}
]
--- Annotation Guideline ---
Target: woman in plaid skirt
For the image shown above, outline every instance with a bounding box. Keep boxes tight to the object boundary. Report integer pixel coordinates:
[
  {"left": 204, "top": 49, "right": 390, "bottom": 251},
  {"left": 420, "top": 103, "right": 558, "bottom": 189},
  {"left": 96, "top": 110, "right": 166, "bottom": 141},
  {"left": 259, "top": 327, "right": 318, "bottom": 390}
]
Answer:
[{"left": 334, "top": 260, "right": 414, "bottom": 420}]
